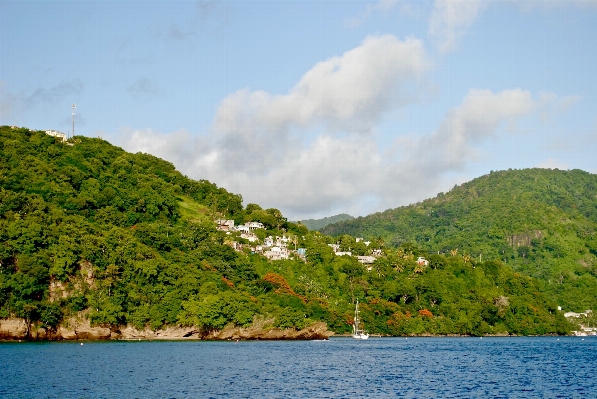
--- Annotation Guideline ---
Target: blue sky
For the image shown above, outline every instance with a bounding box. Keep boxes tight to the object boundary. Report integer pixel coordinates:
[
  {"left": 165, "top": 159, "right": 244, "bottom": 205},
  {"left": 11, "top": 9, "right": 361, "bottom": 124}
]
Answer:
[{"left": 1, "top": 1, "right": 596, "bottom": 220}]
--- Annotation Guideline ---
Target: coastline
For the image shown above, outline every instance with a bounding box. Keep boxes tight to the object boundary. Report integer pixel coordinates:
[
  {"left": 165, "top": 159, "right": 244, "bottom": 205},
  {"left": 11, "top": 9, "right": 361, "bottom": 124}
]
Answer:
[
  {"left": 0, "top": 317, "right": 335, "bottom": 341},
  {"left": 2, "top": 317, "right": 574, "bottom": 342}
]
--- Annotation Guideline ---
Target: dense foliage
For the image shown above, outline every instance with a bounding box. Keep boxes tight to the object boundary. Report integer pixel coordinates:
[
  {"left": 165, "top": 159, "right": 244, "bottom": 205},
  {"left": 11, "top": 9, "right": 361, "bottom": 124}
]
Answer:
[
  {"left": 322, "top": 168, "right": 597, "bottom": 312},
  {"left": 0, "top": 127, "right": 579, "bottom": 337},
  {"left": 299, "top": 213, "right": 354, "bottom": 231}
]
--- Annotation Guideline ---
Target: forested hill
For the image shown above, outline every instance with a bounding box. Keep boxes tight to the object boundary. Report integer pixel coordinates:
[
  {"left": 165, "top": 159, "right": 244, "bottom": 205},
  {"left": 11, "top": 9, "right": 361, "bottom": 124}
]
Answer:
[
  {"left": 300, "top": 213, "right": 354, "bottom": 231},
  {"left": 322, "top": 168, "right": 597, "bottom": 310},
  {"left": 0, "top": 127, "right": 585, "bottom": 338}
]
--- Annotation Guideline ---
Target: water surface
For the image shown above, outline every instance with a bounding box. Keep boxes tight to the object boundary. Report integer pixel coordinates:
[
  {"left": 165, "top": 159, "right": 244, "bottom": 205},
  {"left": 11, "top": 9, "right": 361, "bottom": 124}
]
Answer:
[{"left": 1, "top": 337, "right": 595, "bottom": 398}]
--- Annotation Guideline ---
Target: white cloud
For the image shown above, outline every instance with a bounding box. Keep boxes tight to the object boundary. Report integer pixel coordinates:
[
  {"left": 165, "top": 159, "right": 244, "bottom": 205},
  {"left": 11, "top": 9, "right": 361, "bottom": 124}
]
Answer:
[
  {"left": 538, "top": 92, "right": 582, "bottom": 122},
  {"left": 429, "top": 0, "right": 486, "bottom": 53},
  {"left": 427, "top": 0, "right": 597, "bottom": 54},
  {"left": 537, "top": 158, "right": 570, "bottom": 170},
  {"left": 394, "top": 88, "right": 536, "bottom": 175},
  {"left": 106, "top": 34, "right": 568, "bottom": 221},
  {"left": 210, "top": 34, "right": 430, "bottom": 177},
  {"left": 112, "top": 87, "right": 553, "bottom": 220}
]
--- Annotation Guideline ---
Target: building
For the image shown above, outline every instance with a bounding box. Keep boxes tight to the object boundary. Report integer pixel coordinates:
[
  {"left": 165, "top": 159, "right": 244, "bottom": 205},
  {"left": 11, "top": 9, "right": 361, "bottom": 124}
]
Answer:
[
  {"left": 45, "top": 130, "right": 67, "bottom": 142},
  {"left": 246, "top": 221, "right": 265, "bottom": 230},
  {"left": 564, "top": 310, "right": 593, "bottom": 318},
  {"left": 417, "top": 257, "right": 429, "bottom": 267},
  {"left": 216, "top": 219, "right": 235, "bottom": 231},
  {"left": 357, "top": 256, "right": 376, "bottom": 264},
  {"left": 263, "top": 246, "right": 289, "bottom": 261}
]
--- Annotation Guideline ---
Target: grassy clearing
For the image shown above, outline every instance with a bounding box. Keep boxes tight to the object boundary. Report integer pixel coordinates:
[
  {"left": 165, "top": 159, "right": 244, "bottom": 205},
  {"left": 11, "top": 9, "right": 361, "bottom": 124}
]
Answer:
[{"left": 177, "top": 196, "right": 211, "bottom": 223}]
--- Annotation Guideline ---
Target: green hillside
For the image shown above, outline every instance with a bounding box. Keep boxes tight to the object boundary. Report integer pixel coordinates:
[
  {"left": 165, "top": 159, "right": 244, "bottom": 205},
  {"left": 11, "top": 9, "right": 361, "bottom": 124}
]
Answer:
[
  {"left": 300, "top": 213, "right": 354, "bottom": 231},
  {"left": 0, "top": 127, "right": 580, "bottom": 337},
  {"left": 322, "top": 168, "right": 597, "bottom": 311}
]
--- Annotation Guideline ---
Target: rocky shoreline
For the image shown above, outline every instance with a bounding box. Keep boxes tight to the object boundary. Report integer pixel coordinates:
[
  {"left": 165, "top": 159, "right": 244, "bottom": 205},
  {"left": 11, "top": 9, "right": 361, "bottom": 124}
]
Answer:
[{"left": 0, "top": 318, "right": 335, "bottom": 341}]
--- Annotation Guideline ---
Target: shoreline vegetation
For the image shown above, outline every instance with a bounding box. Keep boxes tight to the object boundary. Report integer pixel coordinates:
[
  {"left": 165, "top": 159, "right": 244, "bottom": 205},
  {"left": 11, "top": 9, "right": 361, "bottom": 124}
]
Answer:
[{"left": 1, "top": 126, "right": 595, "bottom": 341}]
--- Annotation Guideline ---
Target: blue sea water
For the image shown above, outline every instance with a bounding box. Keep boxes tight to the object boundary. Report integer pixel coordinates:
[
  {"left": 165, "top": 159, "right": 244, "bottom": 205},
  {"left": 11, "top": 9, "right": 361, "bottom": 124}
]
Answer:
[{"left": 1, "top": 336, "right": 596, "bottom": 398}]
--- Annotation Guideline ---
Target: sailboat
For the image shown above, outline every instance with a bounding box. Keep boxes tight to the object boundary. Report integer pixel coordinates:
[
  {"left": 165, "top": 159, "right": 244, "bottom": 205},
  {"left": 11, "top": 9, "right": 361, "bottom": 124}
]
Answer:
[{"left": 352, "top": 299, "right": 369, "bottom": 340}]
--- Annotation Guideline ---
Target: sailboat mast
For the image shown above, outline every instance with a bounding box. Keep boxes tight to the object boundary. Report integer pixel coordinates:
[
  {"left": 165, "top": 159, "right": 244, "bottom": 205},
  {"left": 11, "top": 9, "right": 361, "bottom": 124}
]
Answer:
[{"left": 355, "top": 300, "right": 359, "bottom": 332}]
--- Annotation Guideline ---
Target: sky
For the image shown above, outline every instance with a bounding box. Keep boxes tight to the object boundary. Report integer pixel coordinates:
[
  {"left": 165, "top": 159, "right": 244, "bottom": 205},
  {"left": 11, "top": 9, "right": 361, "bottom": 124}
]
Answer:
[{"left": 1, "top": 0, "right": 596, "bottom": 221}]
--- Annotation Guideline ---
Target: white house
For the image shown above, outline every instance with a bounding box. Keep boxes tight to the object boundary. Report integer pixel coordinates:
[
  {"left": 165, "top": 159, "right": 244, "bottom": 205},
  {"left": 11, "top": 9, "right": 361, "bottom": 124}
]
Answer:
[
  {"left": 263, "top": 246, "right": 289, "bottom": 261},
  {"left": 215, "top": 219, "right": 235, "bottom": 231},
  {"left": 564, "top": 310, "right": 592, "bottom": 318},
  {"left": 417, "top": 257, "right": 429, "bottom": 266},
  {"left": 45, "top": 130, "right": 67, "bottom": 142},
  {"left": 246, "top": 221, "right": 264, "bottom": 230},
  {"left": 357, "top": 256, "right": 376, "bottom": 264},
  {"left": 240, "top": 233, "right": 258, "bottom": 242},
  {"left": 335, "top": 251, "right": 352, "bottom": 257},
  {"left": 236, "top": 225, "right": 250, "bottom": 234}
]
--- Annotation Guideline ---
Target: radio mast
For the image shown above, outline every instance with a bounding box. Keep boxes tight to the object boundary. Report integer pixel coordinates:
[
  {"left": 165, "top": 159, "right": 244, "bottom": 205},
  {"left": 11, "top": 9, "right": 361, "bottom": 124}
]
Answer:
[{"left": 71, "top": 103, "right": 76, "bottom": 139}]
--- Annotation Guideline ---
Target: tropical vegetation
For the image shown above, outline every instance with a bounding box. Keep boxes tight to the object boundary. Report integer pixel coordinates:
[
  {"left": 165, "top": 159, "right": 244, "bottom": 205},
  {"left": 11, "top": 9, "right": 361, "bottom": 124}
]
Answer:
[{"left": 0, "top": 126, "right": 585, "bottom": 338}]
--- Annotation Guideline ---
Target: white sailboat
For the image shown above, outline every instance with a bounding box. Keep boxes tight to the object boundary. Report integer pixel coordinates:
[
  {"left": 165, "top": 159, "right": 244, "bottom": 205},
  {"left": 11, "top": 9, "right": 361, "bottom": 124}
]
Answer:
[{"left": 352, "top": 299, "right": 369, "bottom": 340}]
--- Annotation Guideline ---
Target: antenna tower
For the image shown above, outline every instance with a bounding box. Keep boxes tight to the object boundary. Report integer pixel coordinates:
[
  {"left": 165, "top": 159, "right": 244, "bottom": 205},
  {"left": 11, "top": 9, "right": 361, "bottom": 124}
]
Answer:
[{"left": 71, "top": 103, "right": 76, "bottom": 139}]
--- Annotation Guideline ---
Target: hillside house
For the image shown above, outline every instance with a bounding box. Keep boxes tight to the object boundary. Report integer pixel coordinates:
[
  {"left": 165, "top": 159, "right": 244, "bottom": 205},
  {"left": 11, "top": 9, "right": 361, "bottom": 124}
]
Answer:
[
  {"left": 216, "top": 219, "right": 235, "bottom": 231},
  {"left": 417, "top": 257, "right": 429, "bottom": 267},
  {"left": 357, "top": 256, "right": 376, "bottom": 264},
  {"left": 240, "top": 233, "right": 258, "bottom": 242},
  {"left": 335, "top": 251, "right": 352, "bottom": 256},
  {"left": 263, "top": 246, "right": 289, "bottom": 261},
  {"left": 45, "top": 130, "right": 67, "bottom": 142},
  {"left": 246, "top": 221, "right": 264, "bottom": 230},
  {"left": 237, "top": 225, "right": 250, "bottom": 234},
  {"left": 564, "top": 310, "right": 592, "bottom": 318}
]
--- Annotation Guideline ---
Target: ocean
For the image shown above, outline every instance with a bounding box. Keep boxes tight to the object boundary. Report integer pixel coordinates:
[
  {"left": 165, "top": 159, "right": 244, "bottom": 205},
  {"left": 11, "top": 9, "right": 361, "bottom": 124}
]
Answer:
[{"left": 1, "top": 336, "right": 595, "bottom": 398}]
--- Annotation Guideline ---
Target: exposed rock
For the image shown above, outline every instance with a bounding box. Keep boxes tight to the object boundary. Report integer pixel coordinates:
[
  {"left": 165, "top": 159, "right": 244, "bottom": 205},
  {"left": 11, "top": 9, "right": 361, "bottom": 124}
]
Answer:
[
  {"left": 0, "top": 318, "right": 28, "bottom": 340},
  {"left": 48, "top": 278, "right": 69, "bottom": 302},
  {"left": 57, "top": 326, "right": 78, "bottom": 340},
  {"left": 113, "top": 325, "right": 200, "bottom": 340},
  {"left": 58, "top": 316, "right": 111, "bottom": 340},
  {"left": 1, "top": 317, "right": 334, "bottom": 341},
  {"left": 212, "top": 321, "right": 334, "bottom": 340}
]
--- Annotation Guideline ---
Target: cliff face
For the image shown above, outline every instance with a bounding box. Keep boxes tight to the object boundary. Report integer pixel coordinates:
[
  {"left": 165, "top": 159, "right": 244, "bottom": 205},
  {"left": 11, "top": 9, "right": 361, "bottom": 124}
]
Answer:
[
  {"left": 0, "top": 318, "right": 334, "bottom": 341},
  {"left": 0, "top": 318, "right": 112, "bottom": 340},
  {"left": 0, "top": 319, "right": 28, "bottom": 340},
  {"left": 209, "top": 321, "right": 334, "bottom": 340}
]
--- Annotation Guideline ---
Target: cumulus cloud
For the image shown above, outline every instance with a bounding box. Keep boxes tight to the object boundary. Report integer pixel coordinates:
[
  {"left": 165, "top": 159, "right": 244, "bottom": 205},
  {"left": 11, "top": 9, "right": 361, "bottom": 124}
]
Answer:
[
  {"left": 429, "top": 0, "right": 486, "bottom": 53},
  {"left": 109, "top": 34, "right": 569, "bottom": 220},
  {"left": 381, "top": 88, "right": 538, "bottom": 206},
  {"left": 211, "top": 35, "right": 430, "bottom": 176},
  {"left": 112, "top": 87, "right": 561, "bottom": 220}
]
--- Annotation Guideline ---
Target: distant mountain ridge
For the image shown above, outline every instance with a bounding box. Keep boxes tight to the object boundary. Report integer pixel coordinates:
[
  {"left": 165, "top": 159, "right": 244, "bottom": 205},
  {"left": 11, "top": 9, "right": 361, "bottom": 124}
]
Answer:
[{"left": 299, "top": 213, "right": 354, "bottom": 231}]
